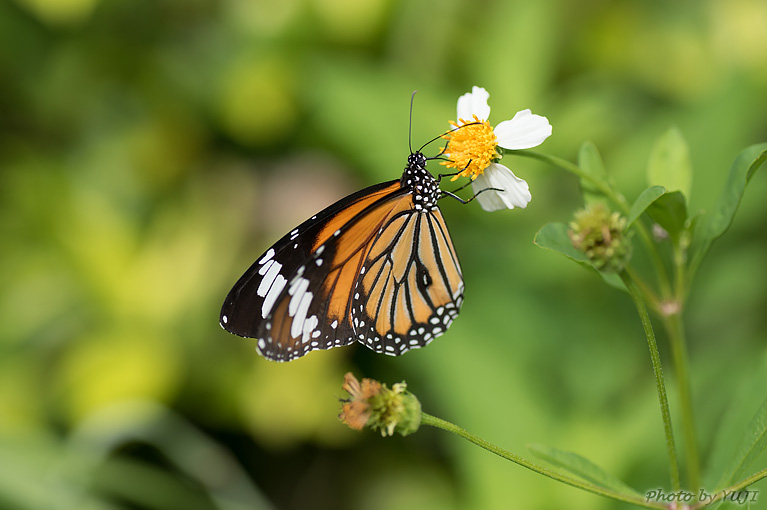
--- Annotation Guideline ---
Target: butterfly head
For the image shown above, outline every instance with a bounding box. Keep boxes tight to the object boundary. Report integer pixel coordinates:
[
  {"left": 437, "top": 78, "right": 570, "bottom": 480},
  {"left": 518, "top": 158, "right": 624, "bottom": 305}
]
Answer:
[{"left": 406, "top": 151, "right": 427, "bottom": 170}]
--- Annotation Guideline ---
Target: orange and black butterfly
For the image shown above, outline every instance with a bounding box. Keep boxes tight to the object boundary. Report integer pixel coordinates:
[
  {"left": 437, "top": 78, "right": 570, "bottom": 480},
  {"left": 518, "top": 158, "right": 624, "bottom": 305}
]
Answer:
[{"left": 220, "top": 120, "right": 488, "bottom": 361}]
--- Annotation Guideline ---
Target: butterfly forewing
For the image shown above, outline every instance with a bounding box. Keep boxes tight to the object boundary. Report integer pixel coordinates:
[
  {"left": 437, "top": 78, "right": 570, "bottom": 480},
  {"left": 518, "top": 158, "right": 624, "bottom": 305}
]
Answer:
[
  {"left": 220, "top": 181, "right": 400, "bottom": 351},
  {"left": 262, "top": 189, "right": 413, "bottom": 361}
]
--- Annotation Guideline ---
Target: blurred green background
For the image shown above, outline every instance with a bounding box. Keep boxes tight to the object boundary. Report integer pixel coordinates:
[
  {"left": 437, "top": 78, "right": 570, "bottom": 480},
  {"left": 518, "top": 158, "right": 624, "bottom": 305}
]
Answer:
[{"left": 1, "top": 0, "right": 766, "bottom": 508}]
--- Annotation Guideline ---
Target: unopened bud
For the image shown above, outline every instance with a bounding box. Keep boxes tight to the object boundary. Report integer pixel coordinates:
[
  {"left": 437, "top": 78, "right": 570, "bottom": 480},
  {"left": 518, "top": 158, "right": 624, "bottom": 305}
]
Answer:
[{"left": 568, "top": 203, "right": 632, "bottom": 272}]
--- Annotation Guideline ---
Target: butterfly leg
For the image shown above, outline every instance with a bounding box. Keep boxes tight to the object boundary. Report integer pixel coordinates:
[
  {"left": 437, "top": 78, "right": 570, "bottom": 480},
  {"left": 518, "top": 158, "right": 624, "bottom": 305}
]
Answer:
[
  {"left": 436, "top": 159, "right": 502, "bottom": 204},
  {"left": 440, "top": 186, "right": 504, "bottom": 205},
  {"left": 447, "top": 179, "right": 473, "bottom": 194},
  {"left": 435, "top": 159, "right": 472, "bottom": 183}
]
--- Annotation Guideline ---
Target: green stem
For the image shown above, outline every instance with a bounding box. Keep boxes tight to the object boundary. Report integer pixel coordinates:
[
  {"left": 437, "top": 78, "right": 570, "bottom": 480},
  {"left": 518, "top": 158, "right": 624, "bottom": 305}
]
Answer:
[
  {"left": 421, "top": 413, "right": 666, "bottom": 509},
  {"left": 672, "top": 241, "right": 688, "bottom": 304},
  {"left": 514, "top": 150, "right": 672, "bottom": 298},
  {"left": 665, "top": 235, "right": 700, "bottom": 490},
  {"left": 625, "top": 265, "right": 662, "bottom": 313},
  {"left": 620, "top": 271, "right": 681, "bottom": 491},
  {"left": 664, "top": 313, "right": 701, "bottom": 492},
  {"left": 637, "top": 222, "right": 673, "bottom": 301},
  {"left": 511, "top": 151, "right": 629, "bottom": 211}
]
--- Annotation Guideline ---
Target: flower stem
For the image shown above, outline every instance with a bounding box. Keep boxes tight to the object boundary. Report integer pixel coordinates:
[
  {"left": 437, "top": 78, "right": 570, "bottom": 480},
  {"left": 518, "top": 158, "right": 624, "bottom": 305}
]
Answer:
[
  {"left": 620, "top": 271, "right": 681, "bottom": 491},
  {"left": 512, "top": 150, "right": 629, "bottom": 210},
  {"left": 625, "top": 266, "right": 661, "bottom": 313},
  {"left": 420, "top": 412, "right": 666, "bottom": 509},
  {"left": 664, "top": 235, "right": 700, "bottom": 491},
  {"left": 664, "top": 312, "right": 701, "bottom": 492}
]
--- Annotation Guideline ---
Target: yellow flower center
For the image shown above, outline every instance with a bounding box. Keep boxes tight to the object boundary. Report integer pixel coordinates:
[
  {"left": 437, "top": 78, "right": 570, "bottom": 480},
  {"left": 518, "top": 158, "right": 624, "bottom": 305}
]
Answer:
[{"left": 440, "top": 115, "right": 498, "bottom": 181}]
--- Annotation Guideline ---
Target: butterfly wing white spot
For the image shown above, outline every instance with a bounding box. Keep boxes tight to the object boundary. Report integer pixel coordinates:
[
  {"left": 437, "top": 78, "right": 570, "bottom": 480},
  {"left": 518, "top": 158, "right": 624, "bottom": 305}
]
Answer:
[
  {"left": 302, "top": 315, "right": 319, "bottom": 343},
  {"left": 288, "top": 277, "right": 310, "bottom": 315},
  {"left": 258, "top": 248, "right": 275, "bottom": 265},
  {"left": 257, "top": 261, "right": 283, "bottom": 297},
  {"left": 290, "top": 288, "right": 314, "bottom": 338},
  {"left": 261, "top": 274, "right": 286, "bottom": 318}
]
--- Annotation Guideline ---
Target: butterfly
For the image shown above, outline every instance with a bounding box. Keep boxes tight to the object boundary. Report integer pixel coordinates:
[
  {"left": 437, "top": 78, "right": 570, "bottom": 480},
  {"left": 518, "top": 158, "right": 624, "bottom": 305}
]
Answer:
[{"left": 219, "top": 112, "right": 495, "bottom": 361}]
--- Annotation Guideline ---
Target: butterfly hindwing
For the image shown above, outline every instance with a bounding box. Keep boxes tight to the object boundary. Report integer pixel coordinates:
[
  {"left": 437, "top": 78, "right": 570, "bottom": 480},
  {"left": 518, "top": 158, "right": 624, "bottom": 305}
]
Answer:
[{"left": 351, "top": 206, "right": 464, "bottom": 355}]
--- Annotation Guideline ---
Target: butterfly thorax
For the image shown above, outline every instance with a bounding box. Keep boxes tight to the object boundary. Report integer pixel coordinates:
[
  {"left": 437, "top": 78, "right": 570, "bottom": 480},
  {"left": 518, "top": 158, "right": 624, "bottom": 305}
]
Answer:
[{"left": 402, "top": 152, "right": 440, "bottom": 212}]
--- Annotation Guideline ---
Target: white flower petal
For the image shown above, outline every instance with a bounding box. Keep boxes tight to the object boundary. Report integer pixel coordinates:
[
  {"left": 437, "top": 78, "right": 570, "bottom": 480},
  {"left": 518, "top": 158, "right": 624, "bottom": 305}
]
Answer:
[
  {"left": 494, "top": 109, "right": 552, "bottom": 150},
  {"left": 456, "top": 86, "right": 491, "bottom": 121},
  {"left": 471, "top": 163, "right": 531, "bottom": 211}
]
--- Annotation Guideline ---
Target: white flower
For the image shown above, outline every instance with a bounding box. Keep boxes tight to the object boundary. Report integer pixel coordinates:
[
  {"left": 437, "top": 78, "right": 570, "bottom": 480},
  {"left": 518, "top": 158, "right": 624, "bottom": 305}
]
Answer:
[
  {"left": 471, "top": 162, "right": 532, "bottom": 211},
  {"left": 441, "top": 86, "right": 552, "bottom": 211}
]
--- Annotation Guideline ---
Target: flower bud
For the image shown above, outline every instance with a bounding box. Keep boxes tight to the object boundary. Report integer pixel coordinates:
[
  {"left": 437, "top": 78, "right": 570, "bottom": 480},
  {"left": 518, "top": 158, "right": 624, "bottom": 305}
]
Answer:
[
  {"left": 339, "top": 373, "right": 421, "bottom": 437},
  {"left": 568, "top": 203, "right": 632, "bottom": 272}
]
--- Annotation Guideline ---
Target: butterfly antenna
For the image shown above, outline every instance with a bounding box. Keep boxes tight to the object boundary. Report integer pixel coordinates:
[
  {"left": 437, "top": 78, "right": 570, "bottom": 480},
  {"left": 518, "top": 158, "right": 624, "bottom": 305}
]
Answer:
[
  {"left": 409, "top": 90, "right": 417, "bottom": 154},
  {"left": 419, "top": 121, "right": 482, "bottom": 156}
]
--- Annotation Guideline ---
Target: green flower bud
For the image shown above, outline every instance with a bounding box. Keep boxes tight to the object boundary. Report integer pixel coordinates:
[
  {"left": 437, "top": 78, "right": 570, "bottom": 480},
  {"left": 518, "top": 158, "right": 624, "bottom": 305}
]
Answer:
[{"left": 568, "top": 203, "right": 632, "bottom": 272}]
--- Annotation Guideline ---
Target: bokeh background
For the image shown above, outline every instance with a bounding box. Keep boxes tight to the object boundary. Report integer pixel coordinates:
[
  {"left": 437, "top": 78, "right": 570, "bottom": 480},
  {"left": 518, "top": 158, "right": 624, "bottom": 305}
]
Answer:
[{"left": 2, "top": 0, "right": 766, "bottom": 508}]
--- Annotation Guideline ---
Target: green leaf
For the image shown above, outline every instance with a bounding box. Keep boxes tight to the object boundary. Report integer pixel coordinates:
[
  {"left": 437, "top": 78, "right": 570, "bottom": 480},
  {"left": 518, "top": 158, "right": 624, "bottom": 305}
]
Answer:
[
  {"left": 528, "top": 444, "right": 642, "bottom": 498},
  {"left": 534, "top": 222, "right": 589, "bottom": 264},
  {"left": 534, "top": 223, "right": 625, "bottom": 291},
  {"left": 577, "top": 141, "right": 609, "bottom": 204},
  {"left": 690, "top": 143, "right": 767, "bottom": 275},
  {"left": 715, "top": 395, "right": 767, "bottom": 488},
  {"left": 627, "top": 186, "right": 666, "bottom": 227},
  {"left": 647, "top": 127, "right": 692, "bottom": 198},
  {"left": 646, "top": 191, "right": 688, "bottom": 242},
  {"left": 705, "top": 354, "right": 767, "bottom": 489}
]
